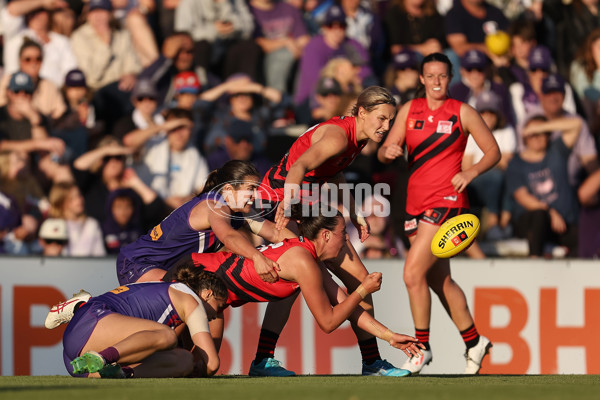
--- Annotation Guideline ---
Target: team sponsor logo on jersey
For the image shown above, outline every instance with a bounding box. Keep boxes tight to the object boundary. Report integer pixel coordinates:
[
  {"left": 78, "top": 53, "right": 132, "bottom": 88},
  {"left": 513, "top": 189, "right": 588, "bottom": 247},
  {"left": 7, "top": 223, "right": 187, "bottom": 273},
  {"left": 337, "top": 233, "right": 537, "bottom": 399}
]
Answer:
[
  {"left": 451, "top": 231, "right": 469, "bottom": 246},
  {"left": 428, "top": 115, "right": 434, "bottom": 123},
  {"left": 436, "top": 120, "right": 453, "bottom": 134},
  {"left": 443, "top": 195, "right": 458, "bottom": 202},
  {"left": 110, "top": 286, "right": 130, "bottom": 295},
  {"left": 408, "top": 119, "right": 425, "bottom": 130},
  {"left": 404, "top": 218, "right": 417, "bottom": 231}
]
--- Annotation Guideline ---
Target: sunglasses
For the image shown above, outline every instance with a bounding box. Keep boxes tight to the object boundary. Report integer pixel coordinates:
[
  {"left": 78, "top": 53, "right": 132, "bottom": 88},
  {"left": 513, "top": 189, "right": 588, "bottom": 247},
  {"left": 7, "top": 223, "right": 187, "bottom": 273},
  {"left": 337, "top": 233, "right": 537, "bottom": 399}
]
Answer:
[
  {"left": 104, "top": 155, "right": 126, "bottom": 162},
  {"left": 466, "top": 67, "right": 484, "bottom": 73},
  {"left": 13, "top": 90, "right": 33, "bottom": 95},
  {"left": 325, "top": 23, "right": 347, "bottom": 29},
  {"left": 529, "top": 68, "right": 549, "bottom": 73},
  {"left": 45, "top": 239, "right": 67, "bottom": 245},
  {"left": 22, "top": 56, "right": 42, "bottom": 63},
  {"left": 136, "top": 96, "right": 156, "bottom": 102}
]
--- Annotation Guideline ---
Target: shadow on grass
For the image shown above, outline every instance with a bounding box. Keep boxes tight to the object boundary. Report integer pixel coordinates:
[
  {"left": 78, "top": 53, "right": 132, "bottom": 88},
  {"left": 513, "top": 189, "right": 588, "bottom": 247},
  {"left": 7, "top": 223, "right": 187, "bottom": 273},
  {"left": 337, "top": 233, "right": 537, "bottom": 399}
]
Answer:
[{"left": 0, "top": 386, "right": 101, "bottom": 392}]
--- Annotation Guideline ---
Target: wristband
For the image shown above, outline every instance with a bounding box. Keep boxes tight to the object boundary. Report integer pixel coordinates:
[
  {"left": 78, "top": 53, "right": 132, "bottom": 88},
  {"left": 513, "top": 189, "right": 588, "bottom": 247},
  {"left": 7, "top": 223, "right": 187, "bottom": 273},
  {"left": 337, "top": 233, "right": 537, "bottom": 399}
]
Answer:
[{"left": 355, "top": 284, "right": 368, "bottom": 300}]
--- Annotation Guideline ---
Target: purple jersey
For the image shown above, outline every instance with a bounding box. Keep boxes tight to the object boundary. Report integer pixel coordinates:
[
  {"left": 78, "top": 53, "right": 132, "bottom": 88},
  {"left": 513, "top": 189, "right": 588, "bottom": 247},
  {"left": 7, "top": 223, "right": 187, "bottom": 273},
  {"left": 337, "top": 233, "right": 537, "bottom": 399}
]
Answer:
[
  {"left": 63, "top": 282, "right": 198, "bottom": 376},
  {"left": 117, "top": 193, "right": 243, "bottom": 284}
]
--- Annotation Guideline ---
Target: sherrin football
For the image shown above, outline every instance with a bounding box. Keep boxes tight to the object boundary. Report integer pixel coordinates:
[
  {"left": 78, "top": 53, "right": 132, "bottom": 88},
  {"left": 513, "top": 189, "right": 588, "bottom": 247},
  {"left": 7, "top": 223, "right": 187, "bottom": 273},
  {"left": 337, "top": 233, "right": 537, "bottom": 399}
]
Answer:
[{"left": 431, "top": 214, "right": 480, "bottom": 258}]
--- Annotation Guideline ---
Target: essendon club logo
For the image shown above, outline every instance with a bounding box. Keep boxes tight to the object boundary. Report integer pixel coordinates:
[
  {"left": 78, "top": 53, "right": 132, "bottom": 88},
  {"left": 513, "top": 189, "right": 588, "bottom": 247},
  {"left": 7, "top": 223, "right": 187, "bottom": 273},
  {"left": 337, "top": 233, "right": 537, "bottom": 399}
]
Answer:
[
  {"left": 408, "top": 119, "right": 425, "bottom": 130},
  {"left": 451, "top": 231, "right": 468, "bottom": 246}
]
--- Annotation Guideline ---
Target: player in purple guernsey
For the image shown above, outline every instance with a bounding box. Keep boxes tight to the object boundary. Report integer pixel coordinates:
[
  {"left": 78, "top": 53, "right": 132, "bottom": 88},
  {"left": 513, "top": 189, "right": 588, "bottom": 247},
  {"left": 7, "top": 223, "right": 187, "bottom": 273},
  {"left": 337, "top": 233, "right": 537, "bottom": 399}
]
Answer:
[
  {"left": 63, "top": 269, "right": 228, "bottom": 378},
  {"left": 116, "top": 160, "right": 283, "bottom": 285}
]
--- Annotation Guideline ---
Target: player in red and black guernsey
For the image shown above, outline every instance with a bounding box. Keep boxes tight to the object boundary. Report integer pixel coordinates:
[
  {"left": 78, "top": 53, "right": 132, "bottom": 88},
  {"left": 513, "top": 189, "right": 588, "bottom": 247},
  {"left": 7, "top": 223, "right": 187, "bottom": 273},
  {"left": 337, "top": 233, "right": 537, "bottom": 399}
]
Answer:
[
  {"left": 63, "top": 269, "right": 228, "bottom": 378},
  {"left": 163, "top": 211, "right": 425, "bottom": 365},
  {"left": 378, "top": 52, "right": 500, "bottom": 375},
  {"left": 252, "top": 87, "right": 415, "bottom": 377}
]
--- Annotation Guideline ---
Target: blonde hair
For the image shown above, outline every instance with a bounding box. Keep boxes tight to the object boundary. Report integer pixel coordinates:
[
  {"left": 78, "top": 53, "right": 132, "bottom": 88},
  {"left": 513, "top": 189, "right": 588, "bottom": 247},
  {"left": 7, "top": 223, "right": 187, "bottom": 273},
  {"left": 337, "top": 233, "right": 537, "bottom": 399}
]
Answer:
[
  {"left": 48, "top": 181, "right": 80, "bottom": 218},
  {"left": 350, "top": 86, "right": 396, "bottom": 116}
]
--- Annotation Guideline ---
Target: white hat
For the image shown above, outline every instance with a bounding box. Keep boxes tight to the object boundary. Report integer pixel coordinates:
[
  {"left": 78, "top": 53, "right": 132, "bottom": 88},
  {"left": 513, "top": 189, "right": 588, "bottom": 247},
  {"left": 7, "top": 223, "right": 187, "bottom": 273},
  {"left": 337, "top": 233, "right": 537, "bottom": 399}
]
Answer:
[{"left": 39, "top": 218, "right": 68, "bottom": 241}]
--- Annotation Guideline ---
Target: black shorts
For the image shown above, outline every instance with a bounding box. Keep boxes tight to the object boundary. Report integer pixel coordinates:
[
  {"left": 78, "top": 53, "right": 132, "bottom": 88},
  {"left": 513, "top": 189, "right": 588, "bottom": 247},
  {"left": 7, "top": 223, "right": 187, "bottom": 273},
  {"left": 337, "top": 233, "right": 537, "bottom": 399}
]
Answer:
[{"left": 404, "top": 207, "right": 469, "bottom": 236}]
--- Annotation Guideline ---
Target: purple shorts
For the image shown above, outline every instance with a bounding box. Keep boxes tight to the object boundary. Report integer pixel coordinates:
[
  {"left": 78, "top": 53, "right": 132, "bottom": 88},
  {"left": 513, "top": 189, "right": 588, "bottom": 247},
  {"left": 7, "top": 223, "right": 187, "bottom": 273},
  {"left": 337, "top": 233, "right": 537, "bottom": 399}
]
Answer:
[
  {"left": 116, "top": 252, "right": 164, "bottom": 285},
  {"left": 62, "top": 302, "right": 114, "bottom": 377}
]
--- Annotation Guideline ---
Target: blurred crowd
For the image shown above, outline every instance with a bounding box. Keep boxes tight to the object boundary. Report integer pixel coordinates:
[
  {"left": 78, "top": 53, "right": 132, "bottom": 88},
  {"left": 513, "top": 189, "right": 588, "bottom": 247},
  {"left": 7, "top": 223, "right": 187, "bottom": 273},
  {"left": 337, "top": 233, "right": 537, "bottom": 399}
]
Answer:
[{"left": 0, "top": 0, "right": 599, "bottom": 259}]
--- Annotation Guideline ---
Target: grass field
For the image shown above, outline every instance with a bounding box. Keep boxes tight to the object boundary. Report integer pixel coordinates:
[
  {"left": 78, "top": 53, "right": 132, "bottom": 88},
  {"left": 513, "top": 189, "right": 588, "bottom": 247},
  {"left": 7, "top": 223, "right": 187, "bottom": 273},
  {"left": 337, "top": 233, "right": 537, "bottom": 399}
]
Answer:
[{"left": 1, "top": 375, "right": 598, "bottom": 400}]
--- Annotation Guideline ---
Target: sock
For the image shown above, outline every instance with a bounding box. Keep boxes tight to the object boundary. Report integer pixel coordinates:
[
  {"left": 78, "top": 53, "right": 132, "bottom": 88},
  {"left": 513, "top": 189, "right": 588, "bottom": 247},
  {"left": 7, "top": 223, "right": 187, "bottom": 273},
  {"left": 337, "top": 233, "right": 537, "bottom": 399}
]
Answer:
[
  {"left": 358, "top": 337, "right": 381, "bottom": 365},
  {"left": 254, "top": 329, "right": 279, "bottom": 363},
  {"left": 460, "top": 324, "right": 480, "bottom": 349},
  {"left": 415, "top": 328, "right": 431, "bottom": 351},
  {"left": 99, "top": 347, "right": 120, "bottom": 364},
  {"left": 122, "top": 366, "right": 134, "bottom": 378}
]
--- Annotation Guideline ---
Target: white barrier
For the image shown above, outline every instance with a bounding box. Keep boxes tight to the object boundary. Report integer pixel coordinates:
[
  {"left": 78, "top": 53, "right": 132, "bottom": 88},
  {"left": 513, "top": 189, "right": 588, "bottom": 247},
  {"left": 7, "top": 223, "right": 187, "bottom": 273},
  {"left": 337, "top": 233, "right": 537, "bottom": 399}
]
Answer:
[{"left": 1, "top": 256, "right": 599, "bottom": 375}]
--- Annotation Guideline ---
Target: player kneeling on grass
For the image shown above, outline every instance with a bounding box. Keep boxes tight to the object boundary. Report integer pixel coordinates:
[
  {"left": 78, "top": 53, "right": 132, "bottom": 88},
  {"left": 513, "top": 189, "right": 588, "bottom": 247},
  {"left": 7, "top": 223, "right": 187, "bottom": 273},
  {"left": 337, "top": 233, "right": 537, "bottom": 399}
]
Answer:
[
  {"left": 163, "top": 208, "right": 425, "bottom": 367},
  {"left": 63, "top": 270, "right": 228, "bottom": 378}
]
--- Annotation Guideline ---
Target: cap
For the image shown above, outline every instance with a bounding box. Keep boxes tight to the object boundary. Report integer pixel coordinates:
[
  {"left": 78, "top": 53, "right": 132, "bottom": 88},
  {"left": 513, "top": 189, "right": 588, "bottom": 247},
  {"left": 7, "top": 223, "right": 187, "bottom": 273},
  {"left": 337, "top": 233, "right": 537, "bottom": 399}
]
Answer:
[
  {"left": 227, "top": 119, "right": 254, "bottom": 143},
  {"left": 541, "top": 73, "right": 566, "bottom": 94},
  {"left": 475, "top": 91, "right": 502, "bottom": 114},
  {"left": 39, "top": 218, "right": 68, "bottom": 241},
  {"left": 174, "top": 71, "right": 201, "bottom": 94},
  {"left": 88, "top": 0, "right": 112, "bottom": 11},
  {"left": 316, "top": 77, "right": 342, "bottom": 96},
  {"left": 132, "top": 78, "right": 158, "bottom": 100},
  {"left": 8, "top": 71, "right": 34, "bottom": 94},
  {"left": 64, "top": 69, "right": 86, "bottom": 88},
  {"left": 461, "top": 50, "right": 488, "bottom": 70},
  {"left": 528, "top": 45, "right": 552, "bottom": 71},
  {"left": 323, "top": 5, "right": 346, "bottom": 26},
  {"left": 0, "top": 192, "right": 21, "bottom": 231},
  {"left": 392, "top": 49, "right": 419, "bottom": 70}
]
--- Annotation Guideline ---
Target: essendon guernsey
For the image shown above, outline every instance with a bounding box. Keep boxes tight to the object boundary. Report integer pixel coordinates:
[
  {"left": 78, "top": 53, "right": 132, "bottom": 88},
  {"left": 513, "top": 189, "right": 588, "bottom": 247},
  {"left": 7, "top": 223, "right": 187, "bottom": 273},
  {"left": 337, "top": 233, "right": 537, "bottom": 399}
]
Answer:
[
  {"left": 185, "top": 237, "right": 317, "bottom": 307},
  {"left": 260, "top": 116, "right": 367, "bottom": 201},
  {"left": 405, "top": 98, "right": 469, "bottom": 215}
]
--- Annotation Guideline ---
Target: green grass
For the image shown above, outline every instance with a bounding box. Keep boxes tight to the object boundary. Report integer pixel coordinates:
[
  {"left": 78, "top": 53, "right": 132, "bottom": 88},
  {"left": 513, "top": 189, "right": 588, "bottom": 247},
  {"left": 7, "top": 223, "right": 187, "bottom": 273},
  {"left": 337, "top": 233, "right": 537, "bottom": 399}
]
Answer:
[{"left": 1, "top": 375, "right": 599, "bottom": 400}]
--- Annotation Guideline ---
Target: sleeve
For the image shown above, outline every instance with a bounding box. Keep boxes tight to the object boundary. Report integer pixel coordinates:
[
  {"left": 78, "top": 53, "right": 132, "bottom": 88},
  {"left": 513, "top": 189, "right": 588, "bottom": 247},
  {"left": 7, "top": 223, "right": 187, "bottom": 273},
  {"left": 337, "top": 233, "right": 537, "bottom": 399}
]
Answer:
[
  {"left": 572, "top": 119, "right": 597, "bottom": 158},
  {"left": 290, "top": 5, "right": 308, "bottom": 38},
  {"left": 505, "top": 157, "right": 527, "bottom": 197},
  {"left": 194, "top": 154, "right": 210, "bottom": 192},
  {"left": 444, "top": 7, "right": 464, "bottom": 35}
]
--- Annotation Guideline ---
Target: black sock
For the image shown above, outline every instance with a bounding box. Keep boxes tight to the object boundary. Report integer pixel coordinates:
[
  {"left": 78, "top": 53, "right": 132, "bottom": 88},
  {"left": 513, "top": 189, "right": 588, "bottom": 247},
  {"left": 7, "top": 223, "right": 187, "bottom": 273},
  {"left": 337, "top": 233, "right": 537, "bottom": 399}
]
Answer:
[
  {"left": 358, "top": 337, "right": 381, "bottom": 365},
  {"left": 254, "top": 329, "right": 279, "bottom": 364}
]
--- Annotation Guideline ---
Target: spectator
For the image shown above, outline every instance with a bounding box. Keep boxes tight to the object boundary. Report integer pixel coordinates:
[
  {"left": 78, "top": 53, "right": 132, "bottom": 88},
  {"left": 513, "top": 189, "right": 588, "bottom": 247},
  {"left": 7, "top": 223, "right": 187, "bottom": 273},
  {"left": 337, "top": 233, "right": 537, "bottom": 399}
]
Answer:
[
  {"left": 174, "top": 0, "right": 260, "bottom": 81},
  {"left": 311, "top": 76, "right": 343, "bottom": 123},
  {"left": 102, "top": 188, "right": 143, "bottom": 254},
  {"left": 0, "top": 190, "right": 22, "bottom": 254},
  {"left": 536, "top": 73, "right": 598, "bottom": 187},
  {"left": 451, "top": 49, "right": 514, "bottom": 126},
  {"left": 506, "top": 115, "right": 581, "bottom": 258},
  {"left": 509, "top": 45, "right": 577, "bottom": 128},
  {"left": 171, "top": 71, "right": 206, "bottom": 148},
  {"left": 50, "top": 2, "right": 78, "bottom": 37},
  {"left": 0, "top": 71, "right": 65, "bottom": 158},
  {"left": 72, "top": 136, "right": 171, "bottom": 234},
  {"left": 577, "top": 168, "right": 600, "bottom": 258},
  {"left": 383, "top": 49, "right": 420, "bottom": 106},
  {"left": 338, "top": 0, "right": 386, "bottom": 75},
  {"left": 569, "top": 27, "right": 600, "bottom": 138},
  {"left": 462, "top": 91, "right": 516, "bottom": 240},
  {"left": 319, "top": 56, "right": 362, "bottom": 98},
  {"left": 125, "top": 107, "right": 209, "bottom": 208},
  {"left": 445, "top": 0, "right": 509, "bottom": 58},
  {"left": 350, "top": 193, "right": 405, "bottom": 259},
  {"left": 138, "top": 32, "right": 198, "bottom": 107},
  {"left": 555, "top": 0, "right": 599, "bottom": 78},
  {"left": 384, "top": 0, "right": 446, "bottom": 57},
  {"left": 294, "top": 4, "right": 373, "bottom": 122},
  {"left": 0, "top": 40, "right": 67, "bottom": 121},
  {"left": 2, "top": 0, "right": 78, "bottom": 88},
  {"left": 201, "top": 74, "right": 283, "bottom": 154},
  {"left": 112, "top": 78, "right": 164, "bottom": 142},
  {"left": 70, "top": 0, "right": 141, "bottom": 92},
  {"left": 38, "top": 217, "right": 69, "bottom": 256},
  {"left": 250, "top": 0, "right": 310, "bottom": 94},
  {"left": 496, "top": 19, "right": 538, "bottom": 88},
  {"left": 0, "top": 149, "right": 47, "bottom": 255},
  {"left": 70, "top": 0, "right": 144, "bottom": 133},
  {"left": 48, "top": 180, "right": 106, "bottom": 256},
  {"left": 205, "top": 118, "right": 272, "bottom": 177}
]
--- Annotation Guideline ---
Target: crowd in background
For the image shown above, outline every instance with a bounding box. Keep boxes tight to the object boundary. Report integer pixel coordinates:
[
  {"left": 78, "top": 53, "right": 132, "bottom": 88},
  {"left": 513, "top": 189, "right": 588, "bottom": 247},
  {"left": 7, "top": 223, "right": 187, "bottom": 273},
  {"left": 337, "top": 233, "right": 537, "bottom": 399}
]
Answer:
[{"left": 0, "top": 0, "right": 599, "bottom": 259}]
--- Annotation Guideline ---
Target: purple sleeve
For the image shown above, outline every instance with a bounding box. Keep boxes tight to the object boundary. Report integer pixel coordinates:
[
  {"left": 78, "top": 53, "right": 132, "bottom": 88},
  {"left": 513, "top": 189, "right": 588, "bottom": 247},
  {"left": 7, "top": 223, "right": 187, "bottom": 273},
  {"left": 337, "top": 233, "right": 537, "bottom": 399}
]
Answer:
[
  {"left": 295, "top": 37, "right": 329, "bottom": 104},
  {"left": 289, "top": 4, "right": 308, "bottom": 38}
]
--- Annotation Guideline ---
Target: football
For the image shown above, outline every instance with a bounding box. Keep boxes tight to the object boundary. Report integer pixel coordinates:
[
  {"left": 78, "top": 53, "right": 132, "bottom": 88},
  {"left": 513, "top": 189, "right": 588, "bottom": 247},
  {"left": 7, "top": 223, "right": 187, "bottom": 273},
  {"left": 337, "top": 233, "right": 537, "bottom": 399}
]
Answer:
[{"left": 431, "top": 214, "right": 480, "bottom": 258}]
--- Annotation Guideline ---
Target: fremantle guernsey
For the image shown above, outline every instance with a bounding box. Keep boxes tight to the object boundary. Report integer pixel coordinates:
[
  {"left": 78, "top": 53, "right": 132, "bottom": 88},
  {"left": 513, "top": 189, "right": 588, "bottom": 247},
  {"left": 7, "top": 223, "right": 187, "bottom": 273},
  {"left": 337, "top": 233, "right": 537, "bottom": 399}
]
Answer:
[
  {"left": 118, "top": 193, "right": 244, "bottom": 270},
  {"left": 182, "top": 237, "right": 317, "bottom": 307},
  {"left": 405, "top": 98, "right": 469, "bottom": 215},
  {"left": 260, "top": 116, "right": 367, "bottom": 201}
]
